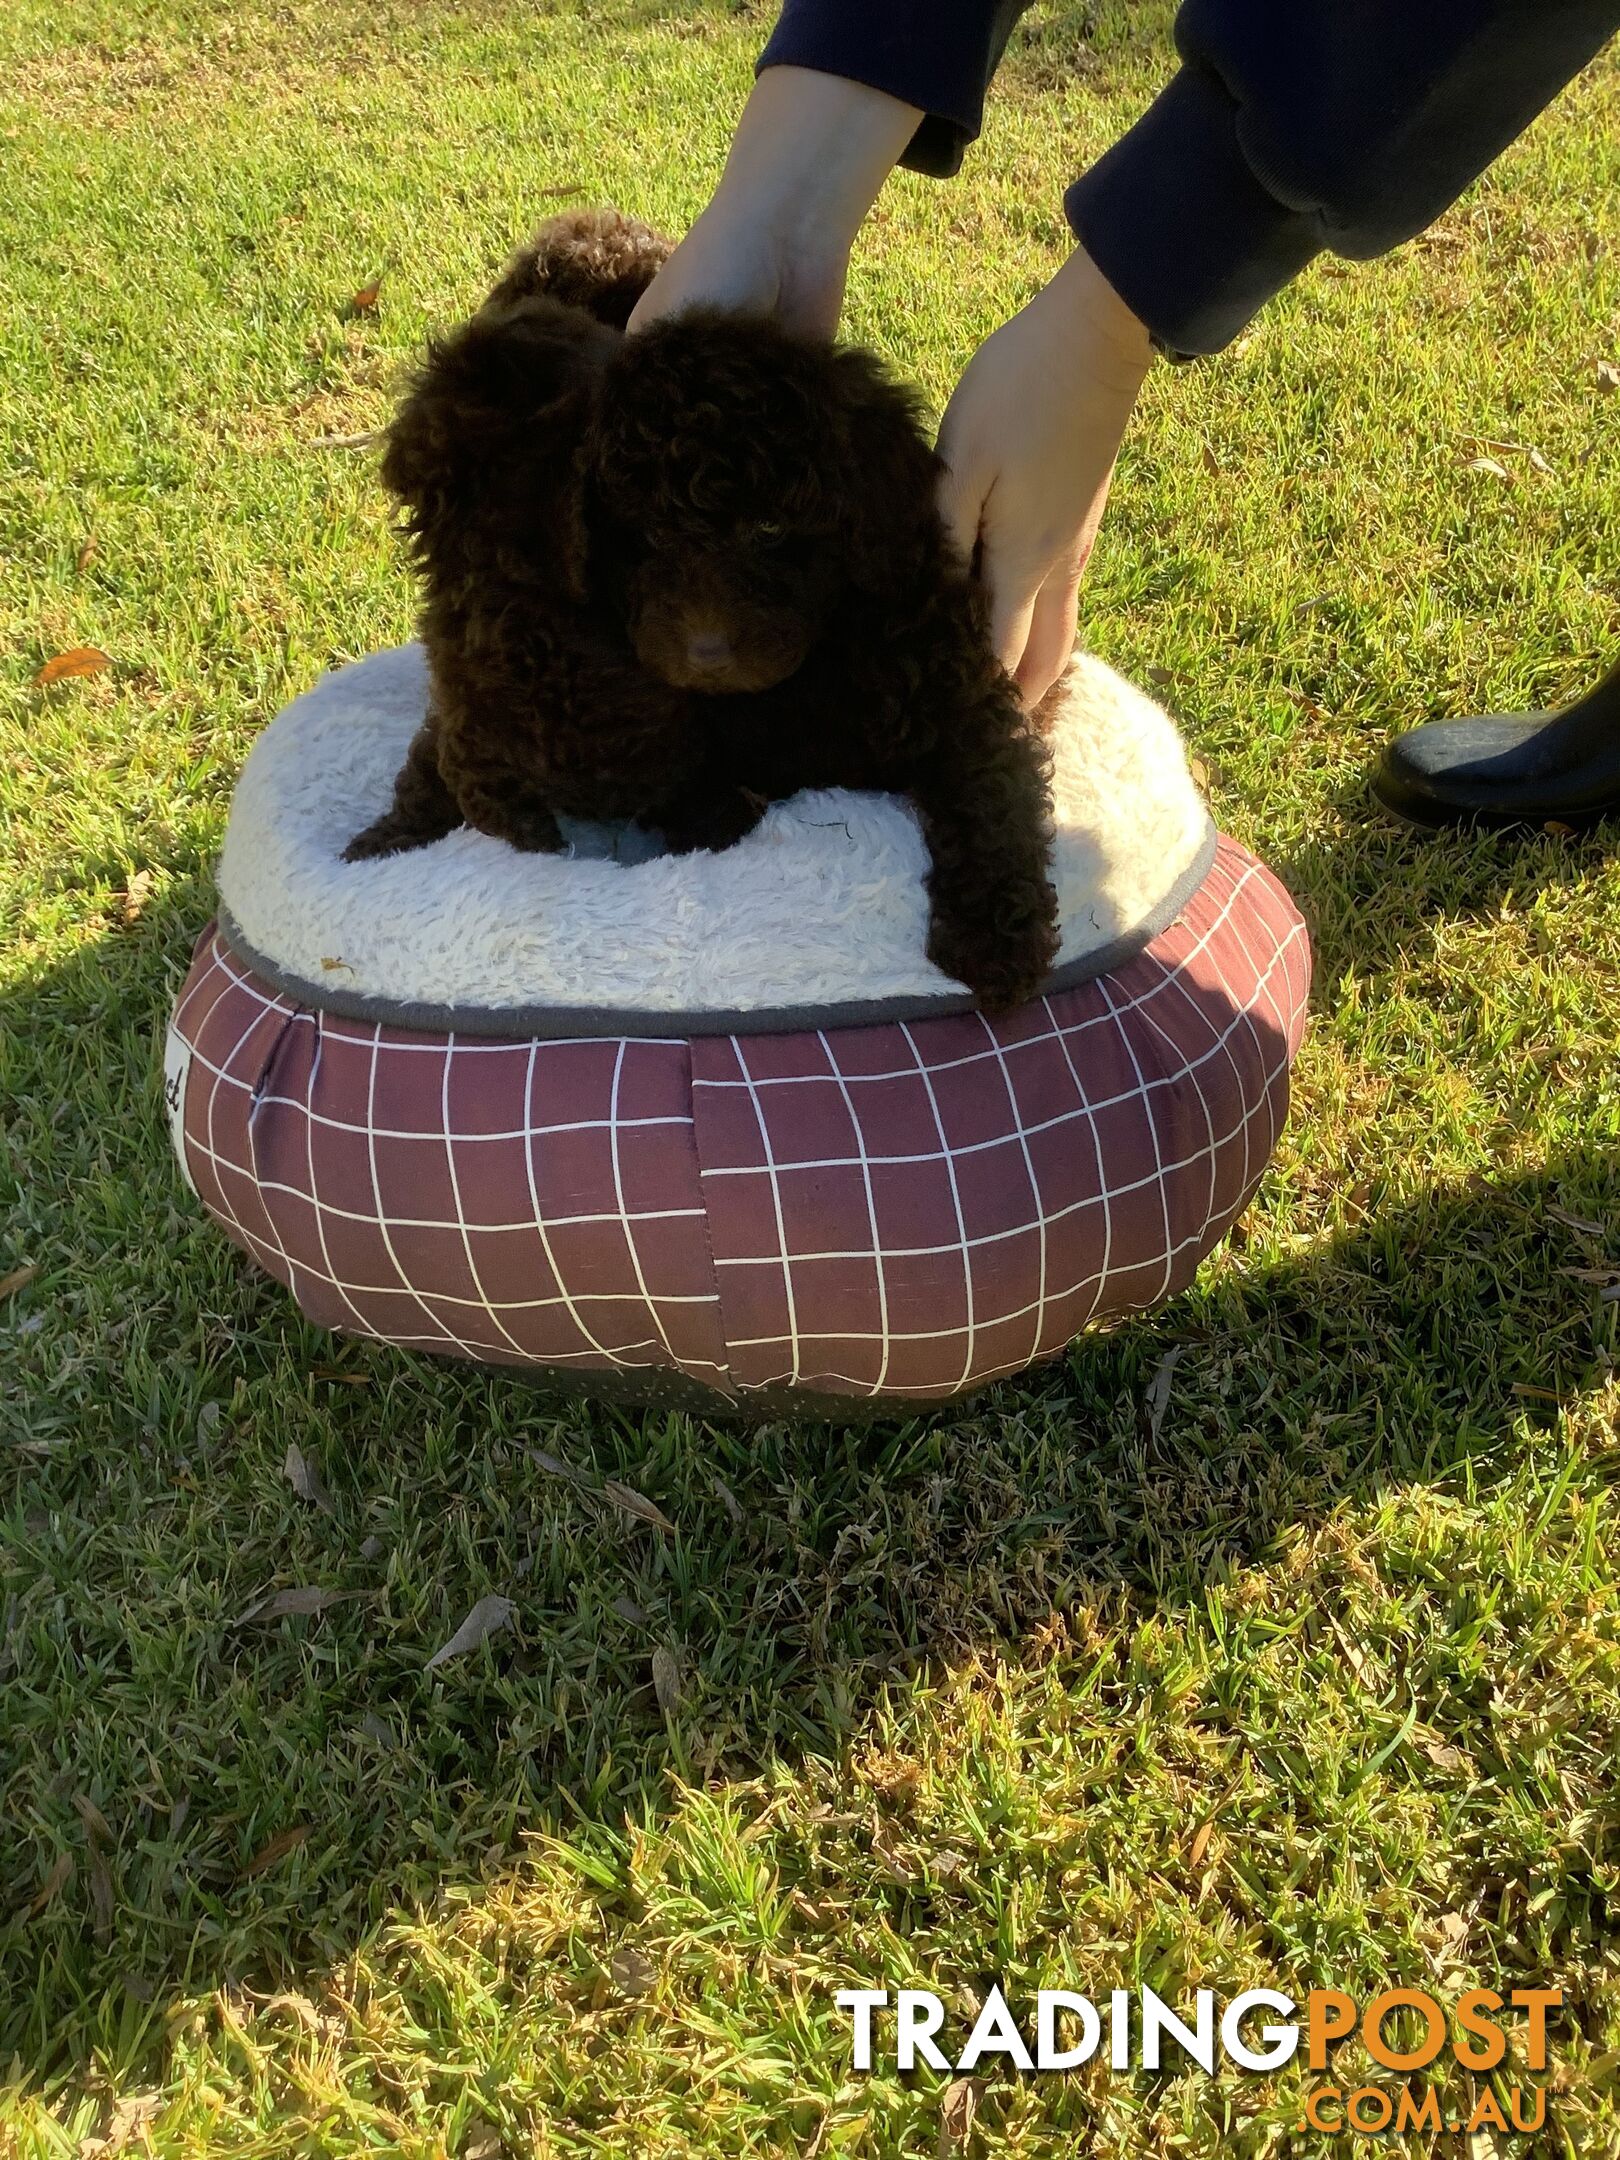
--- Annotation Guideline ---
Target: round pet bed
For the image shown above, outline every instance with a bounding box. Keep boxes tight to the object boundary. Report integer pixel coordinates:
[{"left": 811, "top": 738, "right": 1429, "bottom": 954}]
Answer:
[{"left": 166, "top": 645, "right": 1310, "bottom": 1415}]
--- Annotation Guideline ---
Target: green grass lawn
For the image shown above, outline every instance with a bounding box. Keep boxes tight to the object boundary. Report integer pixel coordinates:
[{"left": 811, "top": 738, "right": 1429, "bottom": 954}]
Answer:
[{"left": 4, "top": 2, "right": 1620, "bottom": 2151}]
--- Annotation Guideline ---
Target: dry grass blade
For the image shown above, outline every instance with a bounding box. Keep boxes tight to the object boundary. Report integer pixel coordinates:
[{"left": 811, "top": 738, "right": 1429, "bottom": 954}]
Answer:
[
  {"left": 710, "top": 1475, "right": 744, "bottom": 1525},
  {"left": 306, "top": 429, "right": 379, "bottom": 451},
  {"left": 20, "top": 1851, "right": 73, "bottom": 1921},
  {"left": 238, "top": 1824, "right": 311, "bottom": 1880},
  {"left": 1143, "top": 1344, "right": 1184, "bottom": 1443},
  {"left": 72, "top": 1794, "right": 113, "bottom": 1845},
  {"left": 604, "top": 1479, "right": 676, "bottom": 1535},
  {"left": 34, "top": 645, "right": 110, "bottom": 684},
  {"left": 282, "top": 1441, "right": 336, "bottom": 1515},
  {"left": 0, "top": 1262, "right": 39, "bottom": 1302},
  {"left": 87, "top": 1846, "right": 114, "bottom": 1939},
  {"left": 231, "top": 1585, "right": 353, "bottom": 1626},
  {"left": 425, "top": 1594, "right": 515, "bottom": 1670}
]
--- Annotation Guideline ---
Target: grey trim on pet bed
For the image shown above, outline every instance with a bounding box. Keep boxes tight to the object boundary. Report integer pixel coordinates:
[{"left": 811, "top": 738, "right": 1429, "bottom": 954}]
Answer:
[{"left": 216, "top": 822, "right": 1218, "bottom": 1040}]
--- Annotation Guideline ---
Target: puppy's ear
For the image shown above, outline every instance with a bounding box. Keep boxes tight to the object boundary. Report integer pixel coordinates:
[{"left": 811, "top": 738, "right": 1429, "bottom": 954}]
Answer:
[
  {"left": 381, "top": 296, "right": 610, "bottom": 599},
  {"left": 827, "top": 347, "right": 947, "bottom": 595}
]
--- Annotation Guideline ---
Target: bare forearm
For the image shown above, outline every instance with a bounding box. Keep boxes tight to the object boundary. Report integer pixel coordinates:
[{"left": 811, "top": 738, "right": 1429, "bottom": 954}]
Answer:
[{"left": 628, "top": 66, "right": 921, "bottom": 336}]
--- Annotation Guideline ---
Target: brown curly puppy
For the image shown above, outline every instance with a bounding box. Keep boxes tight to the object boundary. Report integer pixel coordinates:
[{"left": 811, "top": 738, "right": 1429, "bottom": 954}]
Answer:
[{"left": 346, "top": 208, "right": 1059, "bottom": 1009}]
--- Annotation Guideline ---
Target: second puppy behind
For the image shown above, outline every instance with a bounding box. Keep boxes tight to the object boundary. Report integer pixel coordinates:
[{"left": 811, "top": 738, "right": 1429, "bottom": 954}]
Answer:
[{"left": 347, "top": 209, "right": 1059, "bottom": 1011}]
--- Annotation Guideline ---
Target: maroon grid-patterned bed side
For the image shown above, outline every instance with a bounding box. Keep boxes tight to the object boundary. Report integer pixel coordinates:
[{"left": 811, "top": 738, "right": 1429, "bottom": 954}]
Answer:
[{"left": 168, "top": 837, "right": 1309, "bottom": 1403}]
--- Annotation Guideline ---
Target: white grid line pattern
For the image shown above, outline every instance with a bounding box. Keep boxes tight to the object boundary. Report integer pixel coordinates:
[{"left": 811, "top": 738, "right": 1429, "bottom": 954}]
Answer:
[
  {"left": 900, "top": 1018, "right": 978, "bottom": 1392},
  {"left": 818, "top": 1025, "right": 894, "bottom": 1394}
]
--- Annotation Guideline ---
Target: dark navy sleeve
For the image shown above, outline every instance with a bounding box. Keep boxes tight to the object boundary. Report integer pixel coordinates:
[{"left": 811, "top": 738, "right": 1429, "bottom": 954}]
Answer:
[
  {"left": 757, "top": 1, "right": 1620, "bottom": 352},
  {"left": 1069, "top": 0, "right": 1620, "bottom": 352},
  {"left": 757, "top": 1, "right": 1029, "bottom": 177}
]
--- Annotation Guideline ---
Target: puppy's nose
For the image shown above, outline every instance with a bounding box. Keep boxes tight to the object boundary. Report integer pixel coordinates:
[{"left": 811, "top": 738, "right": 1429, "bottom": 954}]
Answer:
[{"left": 685, "top": 631, "right": 734, "bottom": 672}]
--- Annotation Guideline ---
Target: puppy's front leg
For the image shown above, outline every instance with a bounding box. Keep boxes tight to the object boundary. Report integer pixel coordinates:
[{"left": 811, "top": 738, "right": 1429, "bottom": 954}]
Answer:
[
  {"left": 911, "top": 689, "right": 1060, "bottom": 1012},
  {"left": 344, "top": 722, "right": 461, "bottom": 861},
  {"left": 653, "top": 781, "right": 770, "bottom": 856},
  {"left": 438, "top": 723, "right": 564, "bottom": 855}
]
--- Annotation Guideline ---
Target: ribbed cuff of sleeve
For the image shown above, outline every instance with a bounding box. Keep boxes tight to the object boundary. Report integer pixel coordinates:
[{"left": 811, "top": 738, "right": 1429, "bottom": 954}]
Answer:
[
  {"left": 757, "top": 7, "right": 985, "bottom": 179},
  {"left": 1064, "top": 64, "right": 1324, "bottom": 356}
]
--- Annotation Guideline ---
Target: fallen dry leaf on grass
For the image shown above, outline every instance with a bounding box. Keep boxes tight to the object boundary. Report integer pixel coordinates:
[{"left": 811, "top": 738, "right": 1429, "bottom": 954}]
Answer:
[
  {"left": 117, "top": 869, "right": 153, "bottom": 926},
  {"left": 604, "top": 1479, "right": 676, "bottom": 1534},
  {"left": 75, "top": 535, "right": 97, "bottom": 574},
  {"left": 34, "top": 645, "right": 110, "bottom": 685},
  {"left": 938, "top": 2077, "right": 983, "bottom": 2159},
  {"left": 348, "top": 277, "right": 382, "bottom": 312},
  {"left": 1463, "top": 456, "right": 1512, "bottom": 481},
  {"left": 609, "top": 1944, "right": 657, "bottom": 1998},
  {"left": 425, "top": 1594, "right": 515, "bottom": 1669},
  {"left": 1595, "top": 358, "right": 1620, "bottom": 392},
  {"left": 0, "top": 1262, "right": 39, "bottom": 1303},
  {"left": 231, "top": 1585, "right": 353, "bottom": 1626},
  {"left": 1546, "top": 1204, "right": 1609, "bottom": 1239},
  {"left": 650, "top": 1645, "right": 681, "bottom": 1713},
  {"left": 282, "top": 1441, "right": 335, "bottom": 1515},
  {"left": 79, "top": 2092, "right": 163, "bottom": 2159},
  {"left": 238, "top": 1824, "right": 311, "bottom": 1880}
]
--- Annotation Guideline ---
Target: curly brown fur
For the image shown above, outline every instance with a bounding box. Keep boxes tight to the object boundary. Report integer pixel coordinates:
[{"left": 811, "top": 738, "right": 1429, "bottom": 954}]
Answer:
[{"left": 347, "top": 209, "right": 1059, "bottom": 1010}]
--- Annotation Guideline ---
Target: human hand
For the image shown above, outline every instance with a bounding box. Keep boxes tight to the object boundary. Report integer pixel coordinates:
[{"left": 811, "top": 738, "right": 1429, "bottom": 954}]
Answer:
[
  {"left": 627, "top": 66, "right": 920, "bottom": 339},
  {"left": 936, "top": 248, "right": 1153, "bottom": 705}
]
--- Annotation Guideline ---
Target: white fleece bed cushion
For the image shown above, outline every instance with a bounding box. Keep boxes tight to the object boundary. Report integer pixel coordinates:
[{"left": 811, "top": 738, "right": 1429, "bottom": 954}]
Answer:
[{"left": 217, "top": 643, "right": 1214, "bottom": 1029}]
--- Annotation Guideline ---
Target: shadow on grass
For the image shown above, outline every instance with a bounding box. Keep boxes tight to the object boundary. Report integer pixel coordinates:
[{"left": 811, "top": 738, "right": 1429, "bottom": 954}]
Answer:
[{"left": 2, "top": 836, "right": 1616, "bottom": 2086}]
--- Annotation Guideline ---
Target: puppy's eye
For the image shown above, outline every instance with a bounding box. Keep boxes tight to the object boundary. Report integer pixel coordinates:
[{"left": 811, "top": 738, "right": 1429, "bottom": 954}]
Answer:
[{"left": 753, "top": 519, "right": 784, "bottom": 541}]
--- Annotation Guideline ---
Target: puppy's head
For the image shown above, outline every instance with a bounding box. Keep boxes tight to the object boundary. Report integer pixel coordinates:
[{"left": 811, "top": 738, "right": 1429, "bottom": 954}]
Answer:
[
  {"left": 385, "top": 299, "right": 944, "bottom": 695},
  {"left": 589, "top": 313, "right": 944, "bottom": 694}
]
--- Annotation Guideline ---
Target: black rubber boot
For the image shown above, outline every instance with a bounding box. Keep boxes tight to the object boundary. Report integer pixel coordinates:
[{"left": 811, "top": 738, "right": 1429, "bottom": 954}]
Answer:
[{"left": 1373, "top": 656, "right": 1620, "bottom": 830}]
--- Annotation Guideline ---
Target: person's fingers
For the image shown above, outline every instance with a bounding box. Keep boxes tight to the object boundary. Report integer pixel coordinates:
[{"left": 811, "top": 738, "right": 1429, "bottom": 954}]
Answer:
[
  {"left": 1013, "top": 562, "right": 1082, "bottom": 707},
  {"left": 982, "top": 533, "right": 1042, "bottom": 684}
]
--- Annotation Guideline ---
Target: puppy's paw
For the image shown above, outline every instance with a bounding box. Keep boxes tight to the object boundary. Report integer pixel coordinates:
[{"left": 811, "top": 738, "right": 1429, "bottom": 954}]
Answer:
[
  {"left": 927, "top": 905, "right": 1059, "bottom": 1014},
  {"left": 343, "top": 816, "right": 439, "bottom": 862},
  {"left": 464, "top": 800, "right": 565, "bottom": 854},
  {"left": 659, "top": 788, "right": 769, "bottom": 856}
]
